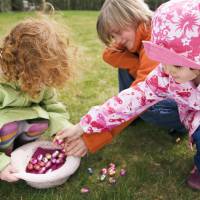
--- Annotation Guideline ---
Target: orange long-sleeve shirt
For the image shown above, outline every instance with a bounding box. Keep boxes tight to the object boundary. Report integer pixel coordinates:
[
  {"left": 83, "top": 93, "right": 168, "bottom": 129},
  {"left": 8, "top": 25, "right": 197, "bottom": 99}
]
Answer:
[{"left": 82, "top": 23, "right": 159, "bottom": 153}]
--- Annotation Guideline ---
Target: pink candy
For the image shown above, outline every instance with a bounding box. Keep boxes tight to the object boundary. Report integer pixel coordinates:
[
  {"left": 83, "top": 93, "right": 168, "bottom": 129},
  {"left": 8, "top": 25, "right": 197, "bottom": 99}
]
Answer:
[
  {"left": 26, "top": 147, "right": 67, "bottom": 174},
  {"left": 120, "top": 169, "right": 126, "bottom": 176},
  {"left": 80, "top": 187, "right": 90, "bottom": 193}
]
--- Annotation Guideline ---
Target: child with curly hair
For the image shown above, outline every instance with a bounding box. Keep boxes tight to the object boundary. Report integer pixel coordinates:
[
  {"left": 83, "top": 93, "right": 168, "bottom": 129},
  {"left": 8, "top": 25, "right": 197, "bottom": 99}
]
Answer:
[
  {"left": 57, "top": 0, "right": 200, "bottom": 190},
  {"left": 0, "top": 18, "right": 73, "bottom": 182}
]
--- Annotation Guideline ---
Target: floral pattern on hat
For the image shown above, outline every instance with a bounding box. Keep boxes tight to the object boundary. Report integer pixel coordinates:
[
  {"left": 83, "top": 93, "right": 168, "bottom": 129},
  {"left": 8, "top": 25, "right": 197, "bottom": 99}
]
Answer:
[{"left": 151, "top": 0, "right": 200, "bottom": 65}]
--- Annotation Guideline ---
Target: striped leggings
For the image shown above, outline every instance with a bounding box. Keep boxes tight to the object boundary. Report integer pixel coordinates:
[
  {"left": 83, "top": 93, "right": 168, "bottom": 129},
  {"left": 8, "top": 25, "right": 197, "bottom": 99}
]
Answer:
[{"left": 0, "top": 119, "right": 49, "bottom": 155}]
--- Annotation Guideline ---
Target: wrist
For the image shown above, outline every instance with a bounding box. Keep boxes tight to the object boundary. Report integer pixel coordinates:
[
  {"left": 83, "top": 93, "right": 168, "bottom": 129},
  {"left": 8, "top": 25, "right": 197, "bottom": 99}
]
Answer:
[{"left": 76, "top": 123, "right": 84, "bottom": 136}]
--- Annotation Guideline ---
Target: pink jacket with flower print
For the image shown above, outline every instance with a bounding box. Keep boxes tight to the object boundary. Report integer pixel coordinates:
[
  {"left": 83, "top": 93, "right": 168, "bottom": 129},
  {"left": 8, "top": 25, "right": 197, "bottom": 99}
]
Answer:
[{"left": 80, "top": 64, "right": 200, "bottom": 137}]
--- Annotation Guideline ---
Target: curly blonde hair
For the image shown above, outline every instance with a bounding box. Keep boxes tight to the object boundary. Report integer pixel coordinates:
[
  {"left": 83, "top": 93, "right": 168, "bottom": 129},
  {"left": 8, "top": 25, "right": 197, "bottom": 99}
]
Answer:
[{"left": 0, "top": 18, "right": 71, "bottom": 98}]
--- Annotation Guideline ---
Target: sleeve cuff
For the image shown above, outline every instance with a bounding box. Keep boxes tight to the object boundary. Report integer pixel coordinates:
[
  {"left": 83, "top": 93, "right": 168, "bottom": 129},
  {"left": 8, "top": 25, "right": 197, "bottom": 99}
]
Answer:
[{"left": 0, "top": 154, "right": 10, "bottom": 171}]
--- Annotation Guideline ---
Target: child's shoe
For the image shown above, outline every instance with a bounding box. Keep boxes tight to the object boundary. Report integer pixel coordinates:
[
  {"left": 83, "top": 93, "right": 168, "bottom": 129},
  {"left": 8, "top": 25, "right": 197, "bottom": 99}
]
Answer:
[
  {"left": 187, "top": 166, "right": 200, "bottom": 190},
  {"left": 13, "top": 119, "right": 49, "bottom": 149},
  {"left": 25, "top": 119, "right": 49, "bottom": 137}
]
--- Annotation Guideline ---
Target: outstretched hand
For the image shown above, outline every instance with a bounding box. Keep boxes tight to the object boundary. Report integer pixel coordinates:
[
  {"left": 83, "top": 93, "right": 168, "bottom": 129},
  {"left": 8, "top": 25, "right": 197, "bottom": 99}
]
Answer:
[
  {"left": 0, "top": 164, "right": 19, "bottom": 182},
  {"left": 55, "top": 123, "right": 84, "bottom": 142},
  {"left": 64, "top": 136, "right": 88, "bottom": 157}
]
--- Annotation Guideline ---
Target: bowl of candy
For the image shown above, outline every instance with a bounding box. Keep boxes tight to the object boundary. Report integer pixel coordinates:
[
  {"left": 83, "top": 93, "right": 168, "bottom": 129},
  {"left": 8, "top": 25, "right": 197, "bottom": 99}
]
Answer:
[{"left": 11, "top": 140, "right": 81, "bottom": 189}]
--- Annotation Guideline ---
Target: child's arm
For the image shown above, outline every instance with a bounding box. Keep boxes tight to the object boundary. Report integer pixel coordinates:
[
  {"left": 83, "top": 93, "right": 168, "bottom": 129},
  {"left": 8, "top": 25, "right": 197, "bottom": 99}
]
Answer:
[
  {"left": 0, "top": 154, "right": 19, "bottom": 182},
  {"left": 64, "top": 136, "right": 88, "bottom": 157},
  {"left": 81, "top": 117, "right": 135, "bottom": 153},
  {"left": 103, "top": 46, "right": 140, "bottom": 75},
  {"left": 57, "top": 65, "right": 168, "bottom": 137},
  {"left": 0, "top": 164, "right": 19, "bottom": 182}
]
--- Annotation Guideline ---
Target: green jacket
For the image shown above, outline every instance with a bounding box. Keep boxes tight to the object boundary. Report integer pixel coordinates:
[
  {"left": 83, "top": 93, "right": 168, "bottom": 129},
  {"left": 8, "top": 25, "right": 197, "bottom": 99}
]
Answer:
[{"left": 0, "top": 81, "right": 72, "bottom": 171}]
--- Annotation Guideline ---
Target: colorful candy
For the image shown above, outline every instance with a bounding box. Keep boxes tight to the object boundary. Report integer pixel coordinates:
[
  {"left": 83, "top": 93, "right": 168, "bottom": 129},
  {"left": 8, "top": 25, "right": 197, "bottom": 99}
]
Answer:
[
  {"left": 87, "top": 167, "right": 93, "bottom": 175},
  {"left": 120, "top": 169, "right": 126, "bottom": 176},
  {"left": 108, "top": 167, "right": 116, "bottom": 176},
  {"left": 80, "top": 187, "right": 90, "bottom": 193},
  {"left": 100, "top": 168, "right": 108, "bottom": 175},
  {"left": 100, "top": 174, "right": 106, "bottom": 181},
  {"left": 26, "top": 147, "right": 66, "bottom": 174}
]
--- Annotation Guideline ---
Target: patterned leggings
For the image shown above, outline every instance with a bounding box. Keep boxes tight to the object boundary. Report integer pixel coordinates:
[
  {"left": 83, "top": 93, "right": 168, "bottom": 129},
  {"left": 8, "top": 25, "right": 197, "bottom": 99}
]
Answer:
[{"left": 0, "top": 119, "right": 49, "bottom": 155}]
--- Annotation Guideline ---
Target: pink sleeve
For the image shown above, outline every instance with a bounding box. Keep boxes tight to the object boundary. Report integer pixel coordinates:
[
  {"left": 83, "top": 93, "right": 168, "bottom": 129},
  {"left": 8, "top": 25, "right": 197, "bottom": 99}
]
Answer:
[{"left": 80, "top": 65, "right": 169, "bottom": 133}]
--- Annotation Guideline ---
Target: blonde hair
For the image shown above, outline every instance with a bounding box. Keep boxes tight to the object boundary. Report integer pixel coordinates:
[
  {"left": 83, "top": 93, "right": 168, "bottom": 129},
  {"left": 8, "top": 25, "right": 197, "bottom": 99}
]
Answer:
[
  {"left": 97, "top": 0, "right": 153, "bottom": 45},
  {"left": 0, "top": 18, "right": 72, "bottom": 98}
]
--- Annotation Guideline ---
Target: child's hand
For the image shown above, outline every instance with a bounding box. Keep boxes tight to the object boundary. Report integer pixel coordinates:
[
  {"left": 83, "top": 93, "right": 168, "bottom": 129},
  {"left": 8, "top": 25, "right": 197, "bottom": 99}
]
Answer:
[
  {"left": 0, "top": 164, "right": 19, "bottom": 182},
  {"left": 55, "top": 123, "right": 84, "bottom": 141},
  {"left": 64, "top": 137, "right": 88, "bottom": 157}
]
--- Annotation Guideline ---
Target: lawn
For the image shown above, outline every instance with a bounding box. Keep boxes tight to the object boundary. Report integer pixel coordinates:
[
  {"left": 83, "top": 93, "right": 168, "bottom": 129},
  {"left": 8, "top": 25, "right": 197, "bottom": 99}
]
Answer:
[{"left": 0, "top": 11, "right": 199, "bottom": 200}]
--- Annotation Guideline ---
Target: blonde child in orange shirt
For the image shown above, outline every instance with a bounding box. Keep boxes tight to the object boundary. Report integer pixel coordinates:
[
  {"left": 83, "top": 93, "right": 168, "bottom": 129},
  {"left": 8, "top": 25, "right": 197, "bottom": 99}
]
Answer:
[{"left": 63, "top": 0, "right": 185, "bottom": 157}]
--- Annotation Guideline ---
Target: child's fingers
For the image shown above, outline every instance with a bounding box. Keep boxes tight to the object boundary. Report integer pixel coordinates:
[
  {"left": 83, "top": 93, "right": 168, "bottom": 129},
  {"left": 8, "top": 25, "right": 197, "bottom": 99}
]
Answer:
[
  {"left": 66, "top": 143, "right": 80, "bottom": 155},
  {"left": 67, "top": 146, "right": 87, "bottom": 157},
  {"left": 6, "top": 174, "right": 19, "bottom": 182},
  {"left": 65, "top": 135, "right": 80, "bottom": 143},
  {"left": 55, "top": 129, "right": 68, "bottom": 139},
  {"left": 65, "top": 138, "right": 82, "bottom": 152}
]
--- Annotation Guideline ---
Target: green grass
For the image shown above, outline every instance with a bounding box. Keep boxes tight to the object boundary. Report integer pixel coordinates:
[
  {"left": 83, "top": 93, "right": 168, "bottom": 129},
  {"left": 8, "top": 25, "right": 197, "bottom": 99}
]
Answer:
[{"left": 0, "top": 11, "right": 199, "bottom": 200}]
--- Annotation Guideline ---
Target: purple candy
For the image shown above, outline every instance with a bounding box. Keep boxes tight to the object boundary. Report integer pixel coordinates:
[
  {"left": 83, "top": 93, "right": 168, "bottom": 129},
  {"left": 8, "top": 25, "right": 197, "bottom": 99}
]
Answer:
[
  {"left": 27, "top": 163, "right": 33, "bottom": 170},
  {"left": 80, "top": 187, "right": 90, "bottom": 193},
  {"left": 39, "top": 167, "right": 46, "bottom": 174},
  {"left": 120, "top": 169, "right": 126, "bottom": 176},
  {"left": 37, "top": 154, "right": 43, "bottom": 161},
  {"left": 45, "top": 161, "right": 52, "bottom": 169},
  {"left": 51, "top": 158, "right": 57, "bottom": 164},
  {"left": 31, "top": 158, "right": 38, "bottom": 164},
  {"left": 101, "top": 168, "right": 108, "bottom": 175},
  {"left": 56, "top": 158, "right": 64, "bottom": 164},
  {"left": 56, "top": 139, "right": 64, "bottom": 145},
  {"left": 52, "top": 150, "right": 59, "bottom": 158},
  {"left": 108, "top": 163, "right": 116, "bottom": 169},
  {"left": 58, "top": 153, "right": 65, "bottom": 159}
]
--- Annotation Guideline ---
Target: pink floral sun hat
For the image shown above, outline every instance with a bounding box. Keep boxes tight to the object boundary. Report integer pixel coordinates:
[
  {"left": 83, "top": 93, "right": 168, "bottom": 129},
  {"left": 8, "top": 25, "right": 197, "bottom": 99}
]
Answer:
[{"left": 143, "top": 0, "right": 200, "bottom": 69}]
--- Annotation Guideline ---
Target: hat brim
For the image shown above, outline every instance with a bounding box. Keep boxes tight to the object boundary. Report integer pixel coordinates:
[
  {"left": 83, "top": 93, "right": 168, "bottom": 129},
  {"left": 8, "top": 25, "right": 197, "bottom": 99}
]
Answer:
[{"left": 143, "top": 41, "right": 200, "bottom": 69}]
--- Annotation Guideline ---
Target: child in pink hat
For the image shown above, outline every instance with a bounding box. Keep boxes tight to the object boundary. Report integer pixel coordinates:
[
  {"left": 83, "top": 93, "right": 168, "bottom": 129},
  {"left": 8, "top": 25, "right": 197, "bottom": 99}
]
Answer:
[{"left": 56, "top": 0, "right": 200, "bottom": 190}]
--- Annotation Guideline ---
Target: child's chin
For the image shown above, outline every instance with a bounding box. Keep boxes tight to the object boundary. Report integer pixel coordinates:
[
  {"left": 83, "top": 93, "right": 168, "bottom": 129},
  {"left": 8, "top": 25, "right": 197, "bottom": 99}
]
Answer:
[{"left": 174, "top": 79, "right": 187, "bottom": 84}]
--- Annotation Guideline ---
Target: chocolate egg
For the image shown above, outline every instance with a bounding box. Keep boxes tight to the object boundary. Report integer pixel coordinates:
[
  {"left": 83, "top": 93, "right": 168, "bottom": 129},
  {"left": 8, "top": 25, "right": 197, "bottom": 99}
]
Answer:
[
  {"left": 27, "top": 163, "right": 33, "bottom": 170},
  {"left": 45, "top": 161, "right": 52, "bottom": 168},
  {"left": 120, "top": 169, "right": 126, "bottom": 176},
  {"left": 100, "top": 168, "right": 108, "bottom": 175},
  {"left": 45, "top": 153, "right": 52, "bottom": 160},
  {"left": 52, "top": 150, "right": 59, "bottom": 158},
  {"left": 34, "top": 164, "right": 41, "bottom": 171},
  {"left": 108, "top": 177, "right": 116, "bottom": 185},
  {"left": 31, "top": 158, "right": 38, "bottom": 164},
  {"left": 100, "top": 174, "right": 106, "bottom": 181},
  {"left": 87, "top": 167, "right": 93, "bottom": 175},
  {"left": 80, "top": 187, "right": 90, "bottom": 193},
  {"left": 37, "top": 154, "right": 43, "bottom": 161}
]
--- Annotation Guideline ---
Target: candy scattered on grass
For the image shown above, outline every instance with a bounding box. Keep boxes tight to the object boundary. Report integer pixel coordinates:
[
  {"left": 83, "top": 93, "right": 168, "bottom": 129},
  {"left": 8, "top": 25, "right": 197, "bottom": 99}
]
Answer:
[
  {"left": 80, "top": 187, "right": 90, "bottom": 193},
  {"left": 120, "top": 169, "right": 126, "bottom": 176},
  {"left": 87, "top": 167, "right": 93, "bottom": 175}
]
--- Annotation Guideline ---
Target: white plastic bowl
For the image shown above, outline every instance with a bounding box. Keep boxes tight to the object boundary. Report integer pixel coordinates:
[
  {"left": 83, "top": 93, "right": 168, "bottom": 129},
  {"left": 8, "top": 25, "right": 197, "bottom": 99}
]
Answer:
[{"left": 11, "top": 140, "right": 81, "bottom": 189}]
